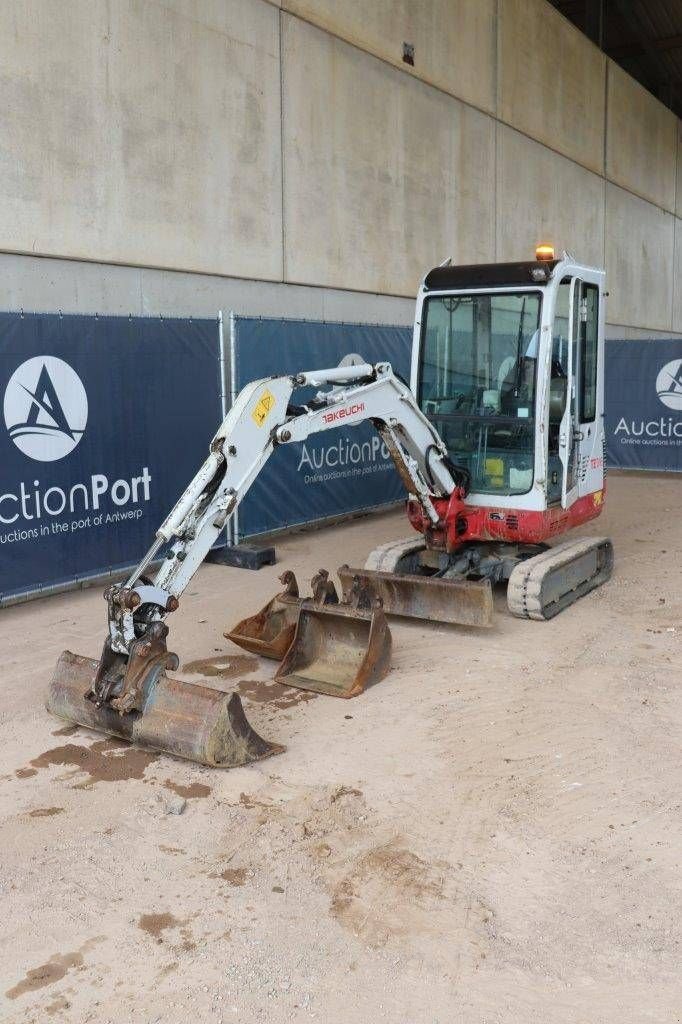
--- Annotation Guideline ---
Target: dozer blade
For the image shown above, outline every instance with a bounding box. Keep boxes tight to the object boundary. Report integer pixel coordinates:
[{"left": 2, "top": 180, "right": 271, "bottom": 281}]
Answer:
[
  {"left": 274, "top": 574, "right": 392, "bottom": 699},
  {"left": 47, "top": 650, "right": 283, "bottom": 768},
  {"left": 337, "top": 564, "right": 494, "bottom": 628},
  {"left": 226, "top": 569, "right": 339, "bottom": 661}
]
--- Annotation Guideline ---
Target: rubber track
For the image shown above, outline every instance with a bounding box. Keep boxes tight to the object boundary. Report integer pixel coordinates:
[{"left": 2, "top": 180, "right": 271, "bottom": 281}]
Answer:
[
  {"left": 507, "top": 536, "right": 613, "bottom": 621},
  {"left": 364, "top": 537, "right": 426, "bottom": 572}
]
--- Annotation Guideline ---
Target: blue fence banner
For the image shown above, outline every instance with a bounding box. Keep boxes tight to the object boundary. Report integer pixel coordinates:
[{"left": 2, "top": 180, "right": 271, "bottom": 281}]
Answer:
[
  {"left": 0, "top": 313, "right": 220, "bottom": 601},
  {"left": 605, "top": 339, "right": 682, "bottom": 472},
  {"left": 5, "top": 312, "right": 676, "bottom": 604},
  {"left": 232, "top": 317, "right": 412, "bottom": 537}
]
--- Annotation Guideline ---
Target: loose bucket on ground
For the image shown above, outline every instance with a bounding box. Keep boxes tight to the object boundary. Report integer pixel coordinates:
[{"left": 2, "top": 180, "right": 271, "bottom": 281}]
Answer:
[
  {"left": 274, "top": 576, "right": 392, "bottom": 699},
  {"left": 225, "top": 569, "right": 304, "bottom": 660}
]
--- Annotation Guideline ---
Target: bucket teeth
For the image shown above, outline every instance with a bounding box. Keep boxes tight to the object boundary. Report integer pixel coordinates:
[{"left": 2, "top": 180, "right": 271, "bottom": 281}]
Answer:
[{"left": 47, "top": 650, "right": 283, "bottom": 768}]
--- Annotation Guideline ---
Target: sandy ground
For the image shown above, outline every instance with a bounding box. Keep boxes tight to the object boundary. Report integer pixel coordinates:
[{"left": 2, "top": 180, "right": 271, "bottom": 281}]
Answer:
[{"left": 0, "top": 472, "right": 680, "bottom": 1024}]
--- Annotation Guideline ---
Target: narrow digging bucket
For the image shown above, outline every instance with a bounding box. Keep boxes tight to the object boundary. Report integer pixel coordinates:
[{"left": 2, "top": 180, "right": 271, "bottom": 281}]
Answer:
[
  {"left": 226, "top": 569, "right": 336, "bottom": 661},
  {"left": 47, "top": 650, "right": 283, "bottom": 768},
  {"left": 274, "top": 600, "right": 392, "bottom": 699},
  {"left": 337, "top": 565, "right": 494, "bottom": 628},
  {"left": 225, "top": 595, "right": 300, "bottom": 660}
]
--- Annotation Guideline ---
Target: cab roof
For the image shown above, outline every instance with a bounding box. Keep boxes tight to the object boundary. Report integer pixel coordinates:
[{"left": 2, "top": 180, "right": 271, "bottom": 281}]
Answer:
[{"left": 423, "top": 260, "right": 560, "bottom": 292}]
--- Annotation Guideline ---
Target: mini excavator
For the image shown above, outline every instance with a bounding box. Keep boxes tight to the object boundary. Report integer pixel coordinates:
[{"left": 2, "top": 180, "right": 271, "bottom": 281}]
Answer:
[{"left": 48, "top": 248, "right": 613, "bottom": 766}]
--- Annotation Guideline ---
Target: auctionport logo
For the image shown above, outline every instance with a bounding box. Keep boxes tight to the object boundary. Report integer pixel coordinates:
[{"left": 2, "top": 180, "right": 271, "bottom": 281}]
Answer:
[
  {"left": 656, "top": 359, "right": 682, "bottom": 411},
  {"left": 3, "top": 356, "right": 88, "bottom": 462}
]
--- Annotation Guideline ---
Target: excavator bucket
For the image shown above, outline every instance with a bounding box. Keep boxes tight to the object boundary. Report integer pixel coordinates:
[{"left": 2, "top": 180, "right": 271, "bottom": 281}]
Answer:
[
  {"left": 274, "top": 574, "right": 392, "bottom": 699},
  {"left": 47, "top": 640, "right": 283, "bottom": 769},
  {"left": 337, "top": 564, "right": 494, "bottom": 628},
  {"left": 226, "top": 569, "right": 339, "bottom": 660},
  {"left": 225, "top": 569, "right": 302, "bottom": 660}
]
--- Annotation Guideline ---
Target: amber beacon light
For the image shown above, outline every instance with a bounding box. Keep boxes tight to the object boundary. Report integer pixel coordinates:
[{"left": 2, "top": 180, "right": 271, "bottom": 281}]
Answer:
[{"left": 535, "top": 243, "right": 555, "bottom": 262}]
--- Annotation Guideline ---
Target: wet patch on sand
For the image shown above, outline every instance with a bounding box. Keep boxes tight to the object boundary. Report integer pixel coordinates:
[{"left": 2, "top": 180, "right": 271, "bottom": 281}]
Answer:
[
  {"left": 3, "top": 937, "right": 103, "bottom": 999},
  {"left": 163, "top": 779, "right": 211, "bottom": 800},
  {"left": 27, "top": 807, "right": 64, "bottom": 818},
  {"left": 216, "top": 867, "right": 248, "bottom": 886},
  {"left": 26, "top": 738, "right": 157, "bottom": 786},
  {"left": 237, "top": 678, "right": 317, "bottom": 709},
  {"left": 138, "top": 912, "right": 183, "bottom": 943},
  {"left": 4, "top": 937, "right": 103, "bottom": 1000},
  {"left": 182, "top": 654, "right": 258, "bottom": 679},
  {"left": 5, "top": 952, "right": 83, "bottom": 999}
]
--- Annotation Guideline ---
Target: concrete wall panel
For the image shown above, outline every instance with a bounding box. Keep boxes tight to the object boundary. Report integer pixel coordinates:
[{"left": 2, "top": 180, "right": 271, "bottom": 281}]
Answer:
[
  {"left": 0, "top": 0, "right": 283, "bottom": 278},
  {"left": 496, "top": 125, "right": 604, "bottom": 267},
  {"left": 673, "top": 219, "right": 682, "bottom": 333},
  {"left": 606, "top": 61, "right": 678, "bottom": 212},
  {"left": 3, "top": 247, "right": 681, "bottom": 337},
  {"left": 0, "top": 250, "right": 414, "bottom": 323},
  {"left": 282, "top": 16, "right": 495, "bottom": 297},
  {"left": 605, "top": 184, "right": 674, "bottom": 331},
  {"left": 498, "top": 0, "right": 605, "bottom": 174},
  {"left": 676, "top": 122, "right": 682, "bottom": 218},
  {"left": 282, "top": 0, "right": 496, "bottom": 115}
]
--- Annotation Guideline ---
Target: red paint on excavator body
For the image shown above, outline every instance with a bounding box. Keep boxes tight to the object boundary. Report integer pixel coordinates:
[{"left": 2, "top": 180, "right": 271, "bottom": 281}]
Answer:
[{"left": 406, "top": 487, "right": 606, "bottom": 554}]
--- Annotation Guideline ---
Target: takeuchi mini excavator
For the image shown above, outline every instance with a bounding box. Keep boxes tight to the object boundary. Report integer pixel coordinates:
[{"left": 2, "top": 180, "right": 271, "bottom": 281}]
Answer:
[{"left": 48, "top": 248, "right": 613, "bottom": 767}]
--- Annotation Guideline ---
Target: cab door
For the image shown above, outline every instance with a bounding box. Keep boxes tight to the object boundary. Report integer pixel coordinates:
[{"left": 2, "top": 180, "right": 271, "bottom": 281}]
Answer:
[
  {"left": 560, "top": 278, "right": 580, "bottom": 508},
  {"left": 575, "top": 280, "right": 603, "bottom": 497},
  {"left": 560, "top": 274, "right": 603, "bottom": 508}
]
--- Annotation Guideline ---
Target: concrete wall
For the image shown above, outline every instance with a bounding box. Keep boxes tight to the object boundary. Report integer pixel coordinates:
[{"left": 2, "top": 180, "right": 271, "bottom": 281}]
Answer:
[
  {"left": 606, "top": 61, "right": 678, "bottom": 212},
  {"left": 677, "top": 121, "right": 682, "bottom": 219},
  {"left": 0, "top": 0, "right": 283, "bottom": 280},
  {"left": 282, "top": 16, "right": 495, "bottom": 294},
  {"left": 605, "top": 185, "right": 675, "bottom": 332},
  {"left": 282, "top": 0, "right": 497, "bottom": 115},
  {"left": 497, "top": 0, "right": 606, "bottom": 175},
  {"left": 0, "top": 0, "right": 681, "bottom": 336},
  {"left": 0, "top": 251, "right": 416, "bottom": 324},
  {"left": 674, "top": 219, "right": 682, "bottom": 334},
  {"left": 496, "top": 126, "right": 604, "bottom": 267}
]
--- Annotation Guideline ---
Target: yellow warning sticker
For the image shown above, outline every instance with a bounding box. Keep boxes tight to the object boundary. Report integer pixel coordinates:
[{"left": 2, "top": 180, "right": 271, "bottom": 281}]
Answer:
[{"left": 252, "top": 388, "right": 276, "bottom": 427}]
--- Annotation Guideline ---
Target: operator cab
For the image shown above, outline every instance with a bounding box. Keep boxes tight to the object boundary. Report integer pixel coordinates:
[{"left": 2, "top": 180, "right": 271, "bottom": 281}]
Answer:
[{"left": 412, "top": 246, "right": 605, "bottom": 511}]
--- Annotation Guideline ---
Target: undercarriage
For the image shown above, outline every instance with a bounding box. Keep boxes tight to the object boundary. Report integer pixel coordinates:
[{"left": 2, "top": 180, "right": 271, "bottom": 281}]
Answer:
[{"left": 361, "top": 534, "right": 614, "bottom": 621}]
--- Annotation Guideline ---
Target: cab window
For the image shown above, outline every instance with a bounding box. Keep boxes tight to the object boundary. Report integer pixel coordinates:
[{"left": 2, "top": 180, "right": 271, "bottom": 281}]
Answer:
[{"left": 580, "top": 284, "right": 599, "bottom": 422}]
